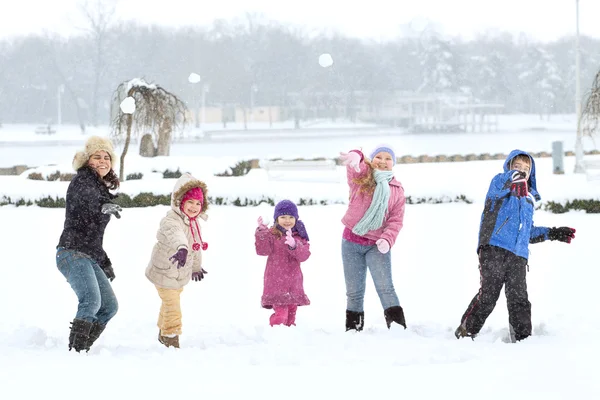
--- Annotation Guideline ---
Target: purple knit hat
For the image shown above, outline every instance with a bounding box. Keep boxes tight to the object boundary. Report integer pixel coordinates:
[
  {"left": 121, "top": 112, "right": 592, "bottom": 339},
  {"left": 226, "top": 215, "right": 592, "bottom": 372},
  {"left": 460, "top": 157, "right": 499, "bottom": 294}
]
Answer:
[
  {"left": 273, "top": 200, "right": 309, "bottom": 241},
  {"left": 370, "top": 144, "right": 396, "bottom": 165},
  {"left": 274, "top": 200, "right": 298, "bottom": 220}
]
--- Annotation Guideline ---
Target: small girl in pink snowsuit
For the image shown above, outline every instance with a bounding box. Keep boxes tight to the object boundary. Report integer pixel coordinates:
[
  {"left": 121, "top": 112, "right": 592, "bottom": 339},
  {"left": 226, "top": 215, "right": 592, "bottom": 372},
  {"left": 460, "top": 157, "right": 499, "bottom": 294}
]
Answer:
[{"left": 255, "top": 200, "right": 311, "bottom": 327}]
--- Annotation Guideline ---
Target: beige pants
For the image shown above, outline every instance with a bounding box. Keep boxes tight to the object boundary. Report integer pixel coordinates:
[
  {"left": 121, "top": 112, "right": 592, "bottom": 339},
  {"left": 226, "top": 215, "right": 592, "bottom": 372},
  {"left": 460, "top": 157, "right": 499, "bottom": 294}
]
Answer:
[{"left": 156, "top": 286, "right": 184, "bottom": 336}]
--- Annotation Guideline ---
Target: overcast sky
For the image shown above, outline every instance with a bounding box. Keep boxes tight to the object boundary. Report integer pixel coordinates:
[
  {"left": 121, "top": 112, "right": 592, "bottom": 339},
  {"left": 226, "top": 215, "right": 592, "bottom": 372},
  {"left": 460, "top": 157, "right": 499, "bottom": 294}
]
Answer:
[{"left": 1, "top": 0, "right": 598, "bottom": 42}]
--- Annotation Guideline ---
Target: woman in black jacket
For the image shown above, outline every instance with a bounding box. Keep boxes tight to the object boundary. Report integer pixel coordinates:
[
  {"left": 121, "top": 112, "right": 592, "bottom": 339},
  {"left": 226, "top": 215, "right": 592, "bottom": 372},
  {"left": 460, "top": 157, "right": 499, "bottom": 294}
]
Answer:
[{"left": 56, "top": 136, "right": 122, "bottom": 352}]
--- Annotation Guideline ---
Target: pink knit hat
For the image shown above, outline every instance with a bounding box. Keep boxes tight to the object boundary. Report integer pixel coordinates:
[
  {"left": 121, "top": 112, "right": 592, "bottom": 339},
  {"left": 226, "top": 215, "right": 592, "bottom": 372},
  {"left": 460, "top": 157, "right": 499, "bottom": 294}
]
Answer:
[
  {"left": 180, "top": 187, "right": 204, "bottom": 209},
  {"left": 179, "top": 187, "right": 207, "bottom": 252}
]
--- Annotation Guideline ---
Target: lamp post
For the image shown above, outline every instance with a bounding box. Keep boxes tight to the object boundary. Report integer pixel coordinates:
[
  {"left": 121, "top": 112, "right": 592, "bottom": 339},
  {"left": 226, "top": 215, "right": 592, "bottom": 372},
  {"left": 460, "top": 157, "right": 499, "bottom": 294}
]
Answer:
[
  {"left": 250, "top": 84, "right": 258, "bottom": 121},
  {"left": 188, "top": 73, "right": 202, "bottom": 128},
  {"left": 574, "top": 0, "right": 585, "bottom": 173},
  {"left": 201, "top": 83, "right": 209, "bottom": 128},
  {"left": 57, "top": 84, "right": 65, "bottom": 125}
]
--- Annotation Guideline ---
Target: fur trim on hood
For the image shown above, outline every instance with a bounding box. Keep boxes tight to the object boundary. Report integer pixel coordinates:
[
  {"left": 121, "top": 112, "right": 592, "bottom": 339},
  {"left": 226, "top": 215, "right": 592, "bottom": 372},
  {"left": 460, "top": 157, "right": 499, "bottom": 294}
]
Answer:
[
  {"left": 171, "top": 173, "right": 209, "bottom": 220},
  {"left": 73, "top": 136, "right": 117, "bottom": 171}
]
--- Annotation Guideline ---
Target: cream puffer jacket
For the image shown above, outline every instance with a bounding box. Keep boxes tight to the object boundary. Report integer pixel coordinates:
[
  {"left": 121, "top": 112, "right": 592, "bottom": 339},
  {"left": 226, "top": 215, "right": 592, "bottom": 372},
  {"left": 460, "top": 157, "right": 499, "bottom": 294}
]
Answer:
[{"left": 145, "top": 174, "right": 208, "bottom": 289}]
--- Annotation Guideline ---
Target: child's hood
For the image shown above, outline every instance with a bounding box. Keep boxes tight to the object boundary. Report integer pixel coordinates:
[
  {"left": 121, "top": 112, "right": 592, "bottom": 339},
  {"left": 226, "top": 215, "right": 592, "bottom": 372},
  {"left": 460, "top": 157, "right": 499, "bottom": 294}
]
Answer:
[
  {"left": 171, "top": 173, "right": 209, "bottom": 217},
  {"left": 503, "top": 149, "right": 541, "bottom": 201}
]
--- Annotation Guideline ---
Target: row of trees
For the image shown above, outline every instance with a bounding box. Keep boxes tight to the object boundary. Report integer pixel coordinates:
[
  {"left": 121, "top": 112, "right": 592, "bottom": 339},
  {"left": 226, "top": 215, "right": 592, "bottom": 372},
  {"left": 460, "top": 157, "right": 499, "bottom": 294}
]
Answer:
[{"left": 1, "top": 7, "right": 599, "bottom": 126}]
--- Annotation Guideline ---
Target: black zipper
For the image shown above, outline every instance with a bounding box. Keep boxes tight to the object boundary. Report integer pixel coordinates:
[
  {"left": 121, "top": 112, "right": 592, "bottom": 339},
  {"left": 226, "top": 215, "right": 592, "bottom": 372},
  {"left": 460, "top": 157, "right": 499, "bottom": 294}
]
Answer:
[{"left": 495, "top": 217, "right": 509, "bottom": 235}]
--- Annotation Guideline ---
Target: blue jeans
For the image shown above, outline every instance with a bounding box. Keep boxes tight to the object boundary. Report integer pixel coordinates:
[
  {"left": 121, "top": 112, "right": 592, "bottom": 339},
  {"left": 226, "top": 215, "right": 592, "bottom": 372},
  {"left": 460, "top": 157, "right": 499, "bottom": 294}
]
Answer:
[
  {"left": 342, "top": 239, "right": 400, "bottom": 312},
  {"left": 56, "top": 248, "right": 118, "bottom": 325}
]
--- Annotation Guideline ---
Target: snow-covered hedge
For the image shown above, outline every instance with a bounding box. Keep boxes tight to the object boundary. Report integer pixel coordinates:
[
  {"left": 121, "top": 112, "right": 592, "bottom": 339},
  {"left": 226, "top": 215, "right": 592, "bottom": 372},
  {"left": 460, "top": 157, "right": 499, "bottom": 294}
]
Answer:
[
  {"left": 3, "top": 192, "right": 600, "bottom": 213},
  {"left": 0, "top": 193, "right": 475, "bottom": 208}
]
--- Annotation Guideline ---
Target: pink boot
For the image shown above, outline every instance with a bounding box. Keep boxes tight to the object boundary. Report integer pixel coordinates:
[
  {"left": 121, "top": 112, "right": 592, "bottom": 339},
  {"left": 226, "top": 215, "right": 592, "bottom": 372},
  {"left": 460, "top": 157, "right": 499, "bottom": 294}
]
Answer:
[
  {"left": 269, "top": 306, "right": 288, "bottom": 326},
  {"left": 286, "top": 305, "right": 298, "bottom": 326}
]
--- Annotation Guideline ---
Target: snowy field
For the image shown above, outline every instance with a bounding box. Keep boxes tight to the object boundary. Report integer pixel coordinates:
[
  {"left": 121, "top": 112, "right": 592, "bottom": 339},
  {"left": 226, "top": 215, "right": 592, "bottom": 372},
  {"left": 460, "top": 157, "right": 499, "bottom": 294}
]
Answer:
[
  {"left": 1, "top": 115, "right": 599, "bottom": 399},
  {"left": 0, "top": 113, "right": 596, "bottom": 167}
]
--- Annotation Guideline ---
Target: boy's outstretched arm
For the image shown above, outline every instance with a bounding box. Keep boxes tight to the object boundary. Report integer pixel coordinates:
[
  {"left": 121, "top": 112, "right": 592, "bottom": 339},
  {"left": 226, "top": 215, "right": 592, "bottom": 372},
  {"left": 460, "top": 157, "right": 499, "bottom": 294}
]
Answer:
[
  {"left": 530, "top": 225, "right": 576, "bottom": 244},
  {"left": 529, "top": 225, "right": 550, "bottom": 244}
]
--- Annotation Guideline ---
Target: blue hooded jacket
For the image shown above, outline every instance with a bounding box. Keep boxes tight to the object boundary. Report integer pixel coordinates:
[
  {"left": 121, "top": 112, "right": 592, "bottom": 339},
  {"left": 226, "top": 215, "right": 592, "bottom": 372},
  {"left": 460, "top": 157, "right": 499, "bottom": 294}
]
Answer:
[{"left": 477, "top": 149, "right": 549, "bottom": 259}]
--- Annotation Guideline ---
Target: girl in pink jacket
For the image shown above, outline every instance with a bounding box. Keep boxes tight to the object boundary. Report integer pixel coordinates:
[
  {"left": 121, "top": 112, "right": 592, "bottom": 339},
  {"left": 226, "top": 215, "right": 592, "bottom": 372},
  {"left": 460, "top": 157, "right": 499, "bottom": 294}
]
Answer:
[
  {"left": 339, "top": 144, "right": 406, "bottom": 332},
  {"left": 255, "top": 200, "right": 311, "bottom": 327}
]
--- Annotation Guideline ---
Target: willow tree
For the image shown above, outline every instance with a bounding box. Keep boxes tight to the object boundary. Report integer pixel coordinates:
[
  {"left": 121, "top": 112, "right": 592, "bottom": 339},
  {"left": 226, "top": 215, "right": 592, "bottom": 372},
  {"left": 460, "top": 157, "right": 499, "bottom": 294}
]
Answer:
[
  {"left": 110, "top": 78, "right": 187, "bottom": 180},
  {"left": 580, "top": 70, "right": 600, "bottom": 141}
]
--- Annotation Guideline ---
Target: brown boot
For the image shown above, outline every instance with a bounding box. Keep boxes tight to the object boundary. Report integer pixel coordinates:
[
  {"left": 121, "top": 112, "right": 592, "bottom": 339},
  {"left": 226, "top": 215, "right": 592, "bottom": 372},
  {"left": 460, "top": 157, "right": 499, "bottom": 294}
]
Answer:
[{"left": 158, "top": 330, "right": 180, "bottom": 348}]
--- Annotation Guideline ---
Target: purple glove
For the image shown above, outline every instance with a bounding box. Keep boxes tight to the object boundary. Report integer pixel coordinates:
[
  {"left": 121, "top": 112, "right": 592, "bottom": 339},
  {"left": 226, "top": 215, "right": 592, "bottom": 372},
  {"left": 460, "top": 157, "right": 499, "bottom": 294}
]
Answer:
[
  {"left": 285, "top": 230, "right": 296, "bottom": 248},
  {"left": 169, "top": 248, "right": 188, "bottom": 269},
  {"left": 192, "top": 268, "right": 208, "bottom": 282}
]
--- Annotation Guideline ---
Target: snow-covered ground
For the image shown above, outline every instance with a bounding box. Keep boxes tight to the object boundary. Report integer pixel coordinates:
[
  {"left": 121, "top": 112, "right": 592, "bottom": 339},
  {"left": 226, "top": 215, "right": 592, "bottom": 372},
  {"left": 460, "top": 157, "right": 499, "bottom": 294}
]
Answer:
[{"left": 1, "top": 115, "right": 599, "bottom": 399}]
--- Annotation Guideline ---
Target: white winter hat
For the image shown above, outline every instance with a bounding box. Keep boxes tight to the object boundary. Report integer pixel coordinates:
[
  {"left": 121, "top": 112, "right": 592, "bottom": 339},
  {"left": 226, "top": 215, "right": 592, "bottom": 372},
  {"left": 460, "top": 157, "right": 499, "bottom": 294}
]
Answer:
[{"left": 72, "top": 136, "right": 117, "bottom": 171}]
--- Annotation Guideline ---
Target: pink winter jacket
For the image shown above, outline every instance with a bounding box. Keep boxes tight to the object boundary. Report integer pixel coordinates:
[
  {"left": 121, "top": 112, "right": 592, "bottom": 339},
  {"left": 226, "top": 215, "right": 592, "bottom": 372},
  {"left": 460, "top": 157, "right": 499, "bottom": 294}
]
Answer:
[
  {"left": 341, "top": 150, "right": 406, "bottom": 247},
  {"left": 255, "top": 227, "right": 311, "bottom": 309}
]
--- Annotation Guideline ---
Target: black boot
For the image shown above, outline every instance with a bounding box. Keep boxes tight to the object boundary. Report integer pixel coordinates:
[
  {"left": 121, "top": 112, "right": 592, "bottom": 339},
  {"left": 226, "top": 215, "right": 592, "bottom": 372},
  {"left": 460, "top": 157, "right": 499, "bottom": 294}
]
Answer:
[
  {"left": 345, "top": 310, "right": 364, "bottom": 332},
  {"left": 384, "top": 306, "right": 406, "bottom": 329},
  {"left": 68, "top": 318, "right": 93, "bottom": 352},
  {"left": 85, "top": 322, "right": 107, "bottom": 352},
  {"left": 454, "top": 323, "right": 477, "bottom": 340}
]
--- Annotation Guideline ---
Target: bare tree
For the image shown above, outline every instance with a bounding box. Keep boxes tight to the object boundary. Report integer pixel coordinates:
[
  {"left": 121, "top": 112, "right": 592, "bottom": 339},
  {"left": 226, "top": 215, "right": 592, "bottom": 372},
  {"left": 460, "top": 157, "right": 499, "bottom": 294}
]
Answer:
[
  {"left": 45, "top": 36, "right": 89, "bottom": 133},
  {"left": 580, "top": 69, "right": 600, "bottom": 141},
  {"left": 78, "top": 0, "right": 118, "bottom": 126},
  {"left": 110, "top": 79, "right": 187, "bottom": 180},
  {"left": 0, "top": 43, "right": 6, "bottom": 127}
]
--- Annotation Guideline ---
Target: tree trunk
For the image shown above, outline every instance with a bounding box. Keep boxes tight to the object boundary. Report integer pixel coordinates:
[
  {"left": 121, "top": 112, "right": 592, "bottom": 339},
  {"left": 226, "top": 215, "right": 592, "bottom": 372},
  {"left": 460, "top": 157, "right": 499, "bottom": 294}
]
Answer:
[
  {"left": 156, "top": 117, "right": 172, "bottom": 156},
  {"left": 65, "top": 87, "right": 86, "bottom": 134},
  {"left": 119, "top": 114, "right": 133, "bottom": 181},
  {"left": 139, "top": 133, "right": 156, "bottom": 157},
  {"left": 268, "top": 103, "right": 272, "bottom": 128}
]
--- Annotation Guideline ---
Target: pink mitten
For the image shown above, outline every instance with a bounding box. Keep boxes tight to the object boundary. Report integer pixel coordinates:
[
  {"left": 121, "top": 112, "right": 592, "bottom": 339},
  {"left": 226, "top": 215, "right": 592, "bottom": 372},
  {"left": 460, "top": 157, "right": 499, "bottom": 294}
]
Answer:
[
  {"left": 257, "top": 216, "right": 268, "bottom": 229},
  {"left": 285, "top": 230, "right": 296, "bottom": 248},
  {"left": 376, "top": 239, "right": 390, "bottom": 254},
  {"left": 339, "top": 151, "right": 361, "bottom": 172}
]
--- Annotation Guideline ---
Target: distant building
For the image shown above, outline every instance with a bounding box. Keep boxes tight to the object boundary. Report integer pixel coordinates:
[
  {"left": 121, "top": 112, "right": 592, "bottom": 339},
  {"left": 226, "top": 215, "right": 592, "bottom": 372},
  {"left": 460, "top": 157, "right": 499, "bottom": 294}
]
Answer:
[
  {"left": 285, "top": 90, "right": 504, "bottom": 132},
  {"left": 187, "top": 90, "right": 504, "bottom": 132}
]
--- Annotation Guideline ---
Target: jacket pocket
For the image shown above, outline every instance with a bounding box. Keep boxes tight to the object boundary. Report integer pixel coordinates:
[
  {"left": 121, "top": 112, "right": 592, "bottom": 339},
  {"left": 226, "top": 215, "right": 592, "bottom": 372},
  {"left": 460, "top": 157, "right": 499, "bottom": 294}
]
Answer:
[{"left": 495, "top": 217, "right": 509, "bottom": 235}]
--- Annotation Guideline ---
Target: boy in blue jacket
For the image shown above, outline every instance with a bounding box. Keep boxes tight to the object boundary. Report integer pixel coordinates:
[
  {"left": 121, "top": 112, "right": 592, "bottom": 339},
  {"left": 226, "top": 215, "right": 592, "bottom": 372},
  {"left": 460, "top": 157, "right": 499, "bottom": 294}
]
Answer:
[{"left": 455, "top": 150, "right": 576, "bottom": 342}]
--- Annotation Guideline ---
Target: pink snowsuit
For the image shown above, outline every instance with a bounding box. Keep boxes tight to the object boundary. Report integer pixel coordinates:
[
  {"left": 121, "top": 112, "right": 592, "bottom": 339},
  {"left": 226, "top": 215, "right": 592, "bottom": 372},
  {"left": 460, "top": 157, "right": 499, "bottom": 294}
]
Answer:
[{"left": 255, "top": 227, "right": 311, "bottom": 309}]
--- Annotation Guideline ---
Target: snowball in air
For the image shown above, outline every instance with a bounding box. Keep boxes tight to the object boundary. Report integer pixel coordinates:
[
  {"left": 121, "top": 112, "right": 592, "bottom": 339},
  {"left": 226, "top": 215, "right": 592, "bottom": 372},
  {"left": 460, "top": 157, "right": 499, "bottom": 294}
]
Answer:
[
  {"left": 318, "top": 53, "right": 334, "bottom": 68},
  {"left": 120, "top": 97, "right": 136, "bottom": 114},
  {"left": 188, "top": 73, "right": 201, "bottom": 83}
]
